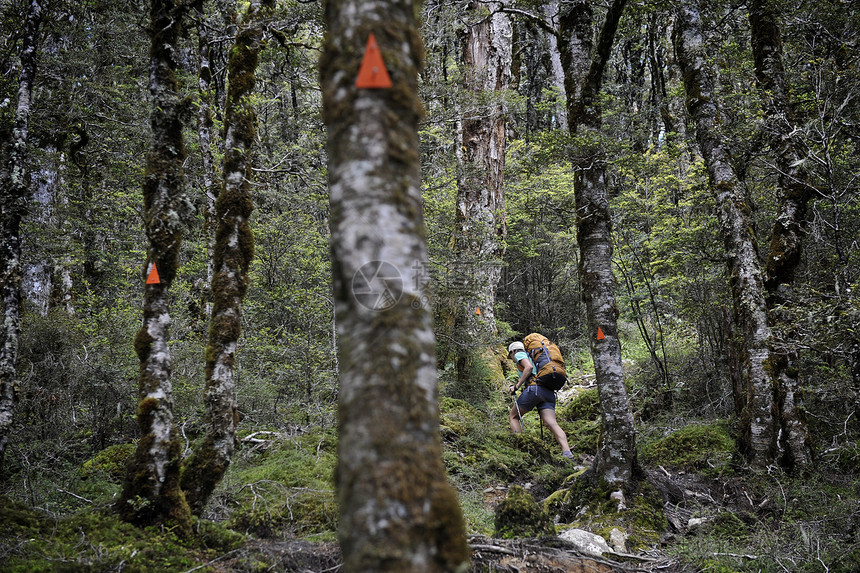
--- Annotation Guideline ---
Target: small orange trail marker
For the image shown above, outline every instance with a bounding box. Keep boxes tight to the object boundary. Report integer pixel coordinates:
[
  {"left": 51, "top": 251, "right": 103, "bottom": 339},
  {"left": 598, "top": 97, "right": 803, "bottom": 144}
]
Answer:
[
  {"left": 475, "top": 307, "right": 482, "bottom": 315},
  {"left": 596, "top": 326, "right": 605, "bottom": 340},
  {"left": 146, "top": 263, "right": 161, "bottom": 285},
  {"left": 355, "top": 33, "right": 392, "bottom": 89}
]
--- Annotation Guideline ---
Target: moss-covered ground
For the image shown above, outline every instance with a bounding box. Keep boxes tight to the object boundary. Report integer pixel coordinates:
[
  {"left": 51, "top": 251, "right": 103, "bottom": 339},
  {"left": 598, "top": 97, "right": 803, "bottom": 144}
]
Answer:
[{"left": 2, "top": 346, "right": 860, "bottom": 572}]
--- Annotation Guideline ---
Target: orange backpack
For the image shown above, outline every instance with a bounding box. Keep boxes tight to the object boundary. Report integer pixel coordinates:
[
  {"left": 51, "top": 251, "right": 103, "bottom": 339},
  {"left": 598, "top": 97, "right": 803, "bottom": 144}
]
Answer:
[{"left": 523, "top": 333, "right": 567, "bottom": 391}]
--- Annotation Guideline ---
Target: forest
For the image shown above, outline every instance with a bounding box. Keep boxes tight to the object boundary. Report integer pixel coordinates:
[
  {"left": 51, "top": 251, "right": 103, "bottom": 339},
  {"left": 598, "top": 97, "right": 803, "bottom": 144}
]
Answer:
[{"left": 0, "top": 0, "right": 858, "bottom": 571}]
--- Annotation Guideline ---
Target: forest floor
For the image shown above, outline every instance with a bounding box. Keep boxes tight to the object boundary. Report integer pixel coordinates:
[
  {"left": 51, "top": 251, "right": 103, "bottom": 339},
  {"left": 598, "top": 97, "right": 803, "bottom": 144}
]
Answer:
[
  {"left": 201, "top": 456, "right": 854, "bottom": 573},
  {"left": 2, "top": 352, "right": 859, "bottom": 572},
  {"left": 183, "top": 362, "right": 859, "bottom": 573}
]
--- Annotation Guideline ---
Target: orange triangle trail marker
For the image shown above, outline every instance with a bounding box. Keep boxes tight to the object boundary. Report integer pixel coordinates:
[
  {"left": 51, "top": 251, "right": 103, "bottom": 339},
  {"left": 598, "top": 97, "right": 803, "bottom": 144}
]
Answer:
[
  {"left": 146, "top": 263, "right": 161, "bottom": 285},
  {"left": 596, "top": 326, "right": 606, "bottom": 340},
  {"left": 475, "top": 307, "right": 482, "bottom": 315},
  {"left": 355, "top": 33, "right": 392, "bottom": 89}
]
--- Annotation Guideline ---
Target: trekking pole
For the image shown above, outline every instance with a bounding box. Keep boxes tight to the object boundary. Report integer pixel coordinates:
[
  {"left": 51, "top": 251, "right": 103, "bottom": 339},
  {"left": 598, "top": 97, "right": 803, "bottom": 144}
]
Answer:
[{"left": 512, "top": 392, "right": 524, "bottom": 430}]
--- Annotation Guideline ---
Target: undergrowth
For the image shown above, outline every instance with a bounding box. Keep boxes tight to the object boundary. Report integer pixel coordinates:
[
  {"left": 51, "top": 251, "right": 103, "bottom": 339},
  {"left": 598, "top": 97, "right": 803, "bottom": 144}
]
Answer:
[{"left": 2, "top": 341, "right": 860, "bottom": 572}]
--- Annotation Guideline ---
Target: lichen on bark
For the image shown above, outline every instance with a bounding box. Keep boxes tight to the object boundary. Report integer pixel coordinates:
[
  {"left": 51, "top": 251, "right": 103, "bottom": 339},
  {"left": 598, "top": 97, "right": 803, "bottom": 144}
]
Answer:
[
  {"left": 115, "top": 0, "right": 193, "bottom": 537},
  {"left": 321, "top": 0, "right": 470, "bottom": 569},
  {"left": 0, "top": 0, "right": 44, "bottom": 469},
  {"left": 180, "top": 0, "right": 273, "bottom": 515},
  {"left": 674, "top": 2, "right": 777, "bottom": 468},
  {"left": 560, "top": 0, "right": 637, "bottom": 486},
  {"left": 749, "top": 0, "right": 814, "bottom": 471}
]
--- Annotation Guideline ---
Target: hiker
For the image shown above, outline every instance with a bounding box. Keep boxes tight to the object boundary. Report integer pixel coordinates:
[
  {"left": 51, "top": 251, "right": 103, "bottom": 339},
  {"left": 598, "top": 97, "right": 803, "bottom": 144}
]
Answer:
[{"left": 507, "top": 341, "right": 575, "bottom": 461}]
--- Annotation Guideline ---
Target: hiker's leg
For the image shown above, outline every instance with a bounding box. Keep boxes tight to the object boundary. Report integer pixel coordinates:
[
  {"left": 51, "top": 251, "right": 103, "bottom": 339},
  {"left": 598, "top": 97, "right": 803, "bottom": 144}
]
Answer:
[
  {"left": 509, "top": 404, "right": 522, "bottom": 433},
  {"left": 510, "top": 390, "right": 536, "bottom": 433},
  {"left": 538, "top": 408, "right": 570, "bottom": 452}
]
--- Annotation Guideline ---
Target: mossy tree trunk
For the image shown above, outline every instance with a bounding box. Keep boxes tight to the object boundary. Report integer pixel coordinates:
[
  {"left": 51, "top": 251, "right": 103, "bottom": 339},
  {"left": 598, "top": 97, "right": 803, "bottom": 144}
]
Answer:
[
  {"left": 320, "top": 0, "right": 471, "bottom": 569},
  {"left": 559, "top": 0, "right": 637, "bottom": 487},
  {"left": 0, "top": 0, "right": 44, "bottom": 469},
  {"left": 116, "top": 0, "right": 194, "bottom": 537},
  {"left": 181, "top": 0, "right": 272, "bottom": 516},
  {"left": 748, "top": 0, "right": 814, "bottom": 470},
  {"left": 454, "top": 1, "right": 511, "bottom": 352},
  {"left": 194, "top": 2, "right": 220, "bottom": 322},
  {"left": 675, "top": 1, "right": 777, "bottom": 468}
]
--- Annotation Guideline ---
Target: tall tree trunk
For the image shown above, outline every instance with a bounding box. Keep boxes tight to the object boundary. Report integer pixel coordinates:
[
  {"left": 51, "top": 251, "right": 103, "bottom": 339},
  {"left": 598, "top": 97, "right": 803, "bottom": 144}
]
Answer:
[
  {"left": 748, "top": 0, "right": 814, "bottom": 470},
  {"left": 675, "top": 1, "right": 776, "bottom": 468},
  {"left": 0, "top": 0, "right": 43, "bottom": 470},
  {"left": 646, "top": 14, "right": 674, "bottom": 145},
  {"left": 116, "top": 0, "right": 194, "bottom": 536},
  {"left": 559, "top": 0, "right": 637, "bottom": 487},
  {"left": 543, "top": 0, "right": 568, "bottom": 129},
  {"left": 181, "top": 0, "right": 271, "bottom": 516},
  {"left": 320, "top": 0, "right": 470, "bottom": 569},
  {"left": 455, "top": 1, "right": 511, "bottom": 344},
  {"left": 195, "top": 3, "right": 220, "bottom": 322}
]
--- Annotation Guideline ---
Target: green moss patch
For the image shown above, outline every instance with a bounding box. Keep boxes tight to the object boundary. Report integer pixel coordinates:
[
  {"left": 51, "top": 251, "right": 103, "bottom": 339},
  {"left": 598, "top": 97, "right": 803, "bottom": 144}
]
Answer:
[
  {"left": 494, "top": 485, "right": 555, "bottom": 539},
  {"left": 565, "top": 419, "right": 600, "bottom": 456},
  {"left": 0, "top": 497, "right": 236, "bottom": 572},
  {"left": 546, "top": 474, "right": 668, "bottom": 551},
  {"left": 219, "top": 428, "right": 338, "bottom": 539},
  {"left": 440, "top": 396, "right": 481, "bottom": 439},
  {"left": 80, "top": 443, "right": 137, "bottom": 482},
  {"left": 558, "top": 388, "right": 599, "bottom": 422},
  {"left": 639, "top": 420, "right": 734, "bottom": 473}
]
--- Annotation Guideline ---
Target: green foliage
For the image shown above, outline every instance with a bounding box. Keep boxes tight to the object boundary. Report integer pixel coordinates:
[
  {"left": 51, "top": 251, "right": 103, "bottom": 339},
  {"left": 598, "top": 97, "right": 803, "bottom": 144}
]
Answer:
[
  {"left": 1, "top": 0, "right": 859, "bottom": 569},
  {"left": 639, "top": 420, "right": 735, "bottom": 473},
  {"left": 676, "top": 475, "right": 860, "bottom": 573},
  {"left": 441, "top": 349, "right": 498, "bottom": 406},
  {"left": 493, "top": 485, "right": 555, "bottom": 539},
  {"left": 498, "top": 138, "right": 584, "bottom": 338}
]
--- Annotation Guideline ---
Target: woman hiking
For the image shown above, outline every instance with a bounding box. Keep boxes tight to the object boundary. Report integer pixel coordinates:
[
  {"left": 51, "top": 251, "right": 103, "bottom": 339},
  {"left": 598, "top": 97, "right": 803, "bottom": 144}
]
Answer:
[{"left": 507, "top": 340, "right": 574, "bottom": 461}]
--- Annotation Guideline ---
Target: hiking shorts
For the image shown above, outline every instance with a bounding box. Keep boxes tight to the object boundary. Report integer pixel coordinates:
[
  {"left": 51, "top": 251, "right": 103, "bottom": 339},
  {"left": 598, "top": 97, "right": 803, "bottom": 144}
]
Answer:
[{"left": 515, "top": 384, "right": 556, "bottom": 412}]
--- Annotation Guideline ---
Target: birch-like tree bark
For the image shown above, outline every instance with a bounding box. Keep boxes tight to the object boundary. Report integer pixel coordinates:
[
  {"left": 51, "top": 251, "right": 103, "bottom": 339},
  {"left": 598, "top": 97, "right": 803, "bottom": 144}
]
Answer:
[
  {"left": 320, "top": 0, "right": 470, "bottom": 568},
  {"left": 675, "top": 1, "right": 776, "bottom": 467},
  {"left": 543, "top": 0, "right": 567, "bottom": 129},
  {"left": 195, "top": 2, "right": 220, "bottom": 321},
  {"left": 748, "top": 0, "right": 814, "bottom": 470},
  {"left": 181, "top": 0, "right": 272, "bottom": 515},
  {"left": 0, "top": 0, "right": 43, "bottom": 469},
  {"left": 559, "top": 0, "right": 637, "bottom": 486},
  {"left": 116, "top": 0, "right": 194, "bottom": 536},
  {"left": 455, "top": 1, "right": 511, "bottom": 344}
]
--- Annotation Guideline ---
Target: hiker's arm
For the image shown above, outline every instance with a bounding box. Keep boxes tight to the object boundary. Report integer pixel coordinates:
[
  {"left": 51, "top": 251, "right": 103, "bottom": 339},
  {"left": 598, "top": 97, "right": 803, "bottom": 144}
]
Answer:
[{"left": 510, "top": 358, "right": 532, "bottom": 393}]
